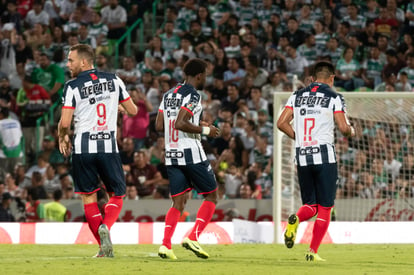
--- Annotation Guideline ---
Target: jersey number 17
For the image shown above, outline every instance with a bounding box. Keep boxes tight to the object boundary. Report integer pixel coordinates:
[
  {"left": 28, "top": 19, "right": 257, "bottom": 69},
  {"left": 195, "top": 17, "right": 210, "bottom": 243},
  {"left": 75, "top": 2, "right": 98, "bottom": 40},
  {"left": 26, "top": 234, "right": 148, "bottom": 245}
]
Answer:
[{"left": 304, "top": 118, "right": 315, "bottom": 141}]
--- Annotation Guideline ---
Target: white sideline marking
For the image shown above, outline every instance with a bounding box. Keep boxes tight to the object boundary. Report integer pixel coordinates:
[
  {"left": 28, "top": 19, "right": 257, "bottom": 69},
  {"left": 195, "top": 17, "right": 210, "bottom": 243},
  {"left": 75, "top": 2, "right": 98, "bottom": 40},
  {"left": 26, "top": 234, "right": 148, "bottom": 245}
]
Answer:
[{"left": 2, "top": 252, "right": 159, "bottom": 262}]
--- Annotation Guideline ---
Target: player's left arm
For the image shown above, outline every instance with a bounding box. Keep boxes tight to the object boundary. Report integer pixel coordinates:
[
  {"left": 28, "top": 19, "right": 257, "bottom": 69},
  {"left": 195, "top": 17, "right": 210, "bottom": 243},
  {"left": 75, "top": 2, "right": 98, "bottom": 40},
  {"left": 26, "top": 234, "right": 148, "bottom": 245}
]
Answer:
[
  {"left": 276, "top": 107, "right": 295, "bottom": 140},
  {"left": 175, "top": 108, "right": 220, "bottom": 138},
  {"left": 334, "top": 112, "right": 355, "bottom": 137},
  {"left": 334, "top": 94, "right": 355, "bottom": 137}
]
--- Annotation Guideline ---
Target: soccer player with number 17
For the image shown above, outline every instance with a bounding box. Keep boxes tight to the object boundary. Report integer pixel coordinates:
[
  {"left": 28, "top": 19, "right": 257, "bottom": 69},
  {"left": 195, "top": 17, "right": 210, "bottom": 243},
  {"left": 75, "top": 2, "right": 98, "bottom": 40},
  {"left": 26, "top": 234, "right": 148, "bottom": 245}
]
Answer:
[
  {"left": 156, "top": 59, "right": 221, "bottom": 260},
  {"left": 277, "top": 61, "right": 355, "bottom": 262}
]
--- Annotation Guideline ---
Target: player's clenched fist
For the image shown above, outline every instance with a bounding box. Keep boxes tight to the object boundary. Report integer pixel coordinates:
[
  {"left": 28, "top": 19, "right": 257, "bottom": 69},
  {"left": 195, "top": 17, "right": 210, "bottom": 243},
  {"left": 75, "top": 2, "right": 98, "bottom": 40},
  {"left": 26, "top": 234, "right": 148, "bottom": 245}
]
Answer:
[
  {"left": 201, "top": 125, "right": 221, "bottom": 137},
  {"left": 209, "top": 125, "right": 221, "bottom": 138}
]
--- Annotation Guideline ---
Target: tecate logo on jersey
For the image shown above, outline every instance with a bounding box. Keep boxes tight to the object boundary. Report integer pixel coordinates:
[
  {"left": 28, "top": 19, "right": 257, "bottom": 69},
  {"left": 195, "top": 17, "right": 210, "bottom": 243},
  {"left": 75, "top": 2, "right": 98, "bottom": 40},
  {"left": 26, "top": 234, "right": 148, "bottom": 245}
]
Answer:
[
  {"left": 165, "top": 97, "right": 182, "bottom": 108},
  {"left": 295, "top": 95, "right": 330, "bottom": 107},
  {"left": 81, "top": 81, "right": 114, "bottom": 98}
]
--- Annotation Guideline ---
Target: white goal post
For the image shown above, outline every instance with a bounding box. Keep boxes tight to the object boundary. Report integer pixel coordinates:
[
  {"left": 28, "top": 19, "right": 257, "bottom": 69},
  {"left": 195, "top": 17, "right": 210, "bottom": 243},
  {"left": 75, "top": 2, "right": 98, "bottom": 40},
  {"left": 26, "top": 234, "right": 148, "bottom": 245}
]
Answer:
[{"left": 273, "top": 92, "right": 414, "bottom": 244}]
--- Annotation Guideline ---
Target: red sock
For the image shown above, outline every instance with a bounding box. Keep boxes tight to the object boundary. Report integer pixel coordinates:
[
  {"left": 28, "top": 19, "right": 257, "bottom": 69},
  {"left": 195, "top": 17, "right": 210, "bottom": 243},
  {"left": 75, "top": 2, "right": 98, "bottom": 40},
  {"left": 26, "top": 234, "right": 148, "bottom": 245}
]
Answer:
[
  {"left": 103, "top": 196, "right": 123, "bottom": 230},
  {"left": 188, "top": 201, "right": 216, "bottom": 241},
  {"left": 310, "top": 205, "right": 332, "bottom": 253},
  {"left": 297, "top": 204, "right": 318, "bottom": 222},
  {"left": 84, "top": 202, "right": 103, "bottom": 245},
  {"left": 162, "top": 207, "right": 181, "bottom": 249}
]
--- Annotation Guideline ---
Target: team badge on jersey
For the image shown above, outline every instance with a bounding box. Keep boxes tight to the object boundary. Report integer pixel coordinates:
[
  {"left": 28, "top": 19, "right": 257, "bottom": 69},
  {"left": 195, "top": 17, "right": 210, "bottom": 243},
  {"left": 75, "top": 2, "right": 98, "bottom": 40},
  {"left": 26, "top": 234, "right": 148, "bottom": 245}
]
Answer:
[
  {"left": 186, "top": 103, "right": 194, "bottom": 111},
  {"left": 184, "top": 93, "right": 200, "bottom": 112},
  {"left": 90, "top": 73, "right": 98, "bottom": 80}
]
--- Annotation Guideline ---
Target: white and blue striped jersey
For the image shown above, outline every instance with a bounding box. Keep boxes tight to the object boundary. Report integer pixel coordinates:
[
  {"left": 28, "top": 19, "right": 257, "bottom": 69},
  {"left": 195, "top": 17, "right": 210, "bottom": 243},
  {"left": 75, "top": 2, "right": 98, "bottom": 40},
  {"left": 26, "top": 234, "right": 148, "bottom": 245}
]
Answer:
[
  {"left": 159, "top": 83, "right": 207, "bottom": 166},
  {"left": 62, "top": 68, "right": 130, "bottom": 154},
  {"left": 285, "top": 83, "right": 346, "bottom": 166}
]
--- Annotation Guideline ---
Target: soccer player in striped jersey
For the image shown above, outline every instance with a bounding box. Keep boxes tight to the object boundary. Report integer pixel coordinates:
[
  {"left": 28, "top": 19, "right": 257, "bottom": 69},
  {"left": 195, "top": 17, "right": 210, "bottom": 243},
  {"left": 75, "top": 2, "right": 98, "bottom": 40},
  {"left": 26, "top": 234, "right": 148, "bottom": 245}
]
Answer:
[
  {"left": 58, "top": 44, "right": 137, "bottom": 257},
  {"left": 156, "top": 59, "right": 220, "bottom": 260},
  {"left": 277, "top": 61, "right": 355, "bottom": 262}
]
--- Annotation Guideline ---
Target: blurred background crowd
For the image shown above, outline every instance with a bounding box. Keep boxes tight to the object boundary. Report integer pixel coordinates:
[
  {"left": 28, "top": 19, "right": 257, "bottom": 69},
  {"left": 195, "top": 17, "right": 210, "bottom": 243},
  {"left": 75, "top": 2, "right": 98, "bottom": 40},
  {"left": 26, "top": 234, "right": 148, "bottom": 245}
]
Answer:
[{"left": 1, "top": 0, "right": 414, "bottom": 222}]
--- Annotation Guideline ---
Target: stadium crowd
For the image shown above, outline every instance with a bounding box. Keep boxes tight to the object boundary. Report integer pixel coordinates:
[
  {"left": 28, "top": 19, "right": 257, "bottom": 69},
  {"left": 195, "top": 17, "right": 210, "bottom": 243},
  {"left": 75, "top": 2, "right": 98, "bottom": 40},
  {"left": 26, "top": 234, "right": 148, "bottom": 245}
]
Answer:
[{"left": 1, "top": 0, "right": 414, "bottom": 222}]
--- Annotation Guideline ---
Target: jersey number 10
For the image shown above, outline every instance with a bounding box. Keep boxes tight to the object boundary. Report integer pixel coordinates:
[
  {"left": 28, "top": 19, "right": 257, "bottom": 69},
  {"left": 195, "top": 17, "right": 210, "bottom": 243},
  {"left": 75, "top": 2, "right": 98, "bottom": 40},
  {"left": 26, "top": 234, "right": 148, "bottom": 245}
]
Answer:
[{"left": 169, "top": 119, "right": 179, "bottom": 143}]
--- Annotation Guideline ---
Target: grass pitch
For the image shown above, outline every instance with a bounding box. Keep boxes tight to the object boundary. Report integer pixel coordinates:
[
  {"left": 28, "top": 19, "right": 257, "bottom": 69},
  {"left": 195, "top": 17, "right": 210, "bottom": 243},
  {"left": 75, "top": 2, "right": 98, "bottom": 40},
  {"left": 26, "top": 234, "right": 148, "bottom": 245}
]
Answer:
[{"left": 1, "top": 244, "right": 414, "bottom": 275}]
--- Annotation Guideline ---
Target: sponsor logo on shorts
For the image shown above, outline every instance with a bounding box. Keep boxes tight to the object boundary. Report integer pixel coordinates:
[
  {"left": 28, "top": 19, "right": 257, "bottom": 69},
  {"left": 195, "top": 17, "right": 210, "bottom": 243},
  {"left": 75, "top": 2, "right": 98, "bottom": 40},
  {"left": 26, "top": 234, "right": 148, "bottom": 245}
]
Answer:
[
  {"left": 299, "top": 146, "right": 320, "bottom": 155},
  {"left": 89, "top": 132, "right": 111, "bottom": 140},
  {"left": 165, "top": 150, "right": 184, "bottom": 158}
]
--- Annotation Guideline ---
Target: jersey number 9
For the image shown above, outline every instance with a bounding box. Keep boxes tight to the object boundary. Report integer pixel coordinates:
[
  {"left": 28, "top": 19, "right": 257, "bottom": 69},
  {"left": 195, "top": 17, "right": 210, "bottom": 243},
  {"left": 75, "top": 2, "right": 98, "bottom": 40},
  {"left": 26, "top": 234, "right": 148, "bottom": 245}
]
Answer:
[{"left": 97, "top": 103, "right": 107, "bottom": 126}]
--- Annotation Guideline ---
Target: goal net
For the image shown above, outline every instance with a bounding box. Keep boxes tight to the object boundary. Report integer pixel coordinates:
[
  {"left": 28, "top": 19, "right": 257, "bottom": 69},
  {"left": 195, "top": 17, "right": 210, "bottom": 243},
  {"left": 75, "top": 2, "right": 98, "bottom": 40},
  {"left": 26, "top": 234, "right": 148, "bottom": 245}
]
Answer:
[{"left": 273, "top": 92, "right": 414, "bottom": 232}]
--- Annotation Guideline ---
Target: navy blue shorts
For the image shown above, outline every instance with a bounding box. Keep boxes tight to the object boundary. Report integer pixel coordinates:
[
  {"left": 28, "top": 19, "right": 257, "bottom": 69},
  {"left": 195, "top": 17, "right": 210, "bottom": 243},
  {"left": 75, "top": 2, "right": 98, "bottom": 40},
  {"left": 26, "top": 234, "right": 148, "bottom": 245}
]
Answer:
[
  {"left": 167, "top": 160, "right": 217, "bottom": 197},
  {"left": 297, "top": 163, "right": 338, "bottom": 207},
  {"left": 71, "top": 153, "right": 126, "bottom": 196}
]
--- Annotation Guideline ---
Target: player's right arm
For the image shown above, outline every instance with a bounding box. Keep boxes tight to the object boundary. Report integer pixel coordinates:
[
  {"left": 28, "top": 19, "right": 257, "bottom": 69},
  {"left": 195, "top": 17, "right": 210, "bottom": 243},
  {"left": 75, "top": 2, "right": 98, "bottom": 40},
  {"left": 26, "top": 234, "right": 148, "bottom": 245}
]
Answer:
[
  {"left": 58, "top": 107, "right": 74, "bottom": 157},
  {"left": 58, "top": 82, "right": 75, "bottom": 157},
  {"left": 155, "top": 109, "right": 164, "bottom": 132},
  {"left": 155, "top": 95, "right": 165, "bottom": 132},
  {"left": 175, "top": 108, "right": 220, "bottom": 138},
  {"left": 276, "top": 106, "right": 295, "bottom": 140}
]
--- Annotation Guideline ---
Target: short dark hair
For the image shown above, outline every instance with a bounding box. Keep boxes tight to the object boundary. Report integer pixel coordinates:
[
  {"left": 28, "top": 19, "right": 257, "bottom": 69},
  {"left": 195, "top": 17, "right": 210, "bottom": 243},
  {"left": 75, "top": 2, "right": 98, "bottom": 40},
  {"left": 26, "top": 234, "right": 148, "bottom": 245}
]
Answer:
[
  {"left": 0, "top": 106, "right": 9, "bottom": 117},
  {"left": 348, "top": 3, "right": 358, "bottom": 9},
  {"left": 340, "top": 21, "right": 350, "bottom": 29},
  {"left": 53, "top": 189, "right": 63, "bottom": 201},
  {"left": 153, "top": 56, "right": 163, "bottom": 63},
  {"left": 288, "top": 16, "right": 297, "bottom": 22},
  {"left": 166, "top": 5, "right": 178, "bottom": 15},
  {"left": 190, "top": 19, "right": 201, "bottom": 26},
  {"left": 247, "top": 119, "right": 256, "bottom": 131},
  {"left": 227, "top": 83, "right": 239, "bottom": 91},
  {"left": 247, "top": 54, "right": 259, "bottom": 67},
  {"left": 27, "top": 186, "right": 39, "bottom": 201},
  {"left": 250, "top": 86, "right": 262, "bottom": 92},
  {"left": 385, "top": 49, "right": 397, "bottom": 57},
  {"left": 312, "top": 61, "right": 335, "bottom": 79},
  {"left": 183, "top": 58, "right": 207, "bottom": 77},
  {"left": 70, "top": 44, "right": 95, "bottom": 65},
  {"left": 39, "top": 52, "right": 50, "bottom": 59}
]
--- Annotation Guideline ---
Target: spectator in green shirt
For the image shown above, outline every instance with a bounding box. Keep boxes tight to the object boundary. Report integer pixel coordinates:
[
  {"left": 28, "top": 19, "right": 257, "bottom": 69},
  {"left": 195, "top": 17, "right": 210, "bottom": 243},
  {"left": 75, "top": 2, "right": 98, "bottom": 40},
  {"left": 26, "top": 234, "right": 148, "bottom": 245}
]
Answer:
[
  {"left": 44, "top": 189, "right": 67, "bottom": 222},
  {"left": 31, "top": 52, "right": 65, "bottom": 103}
]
